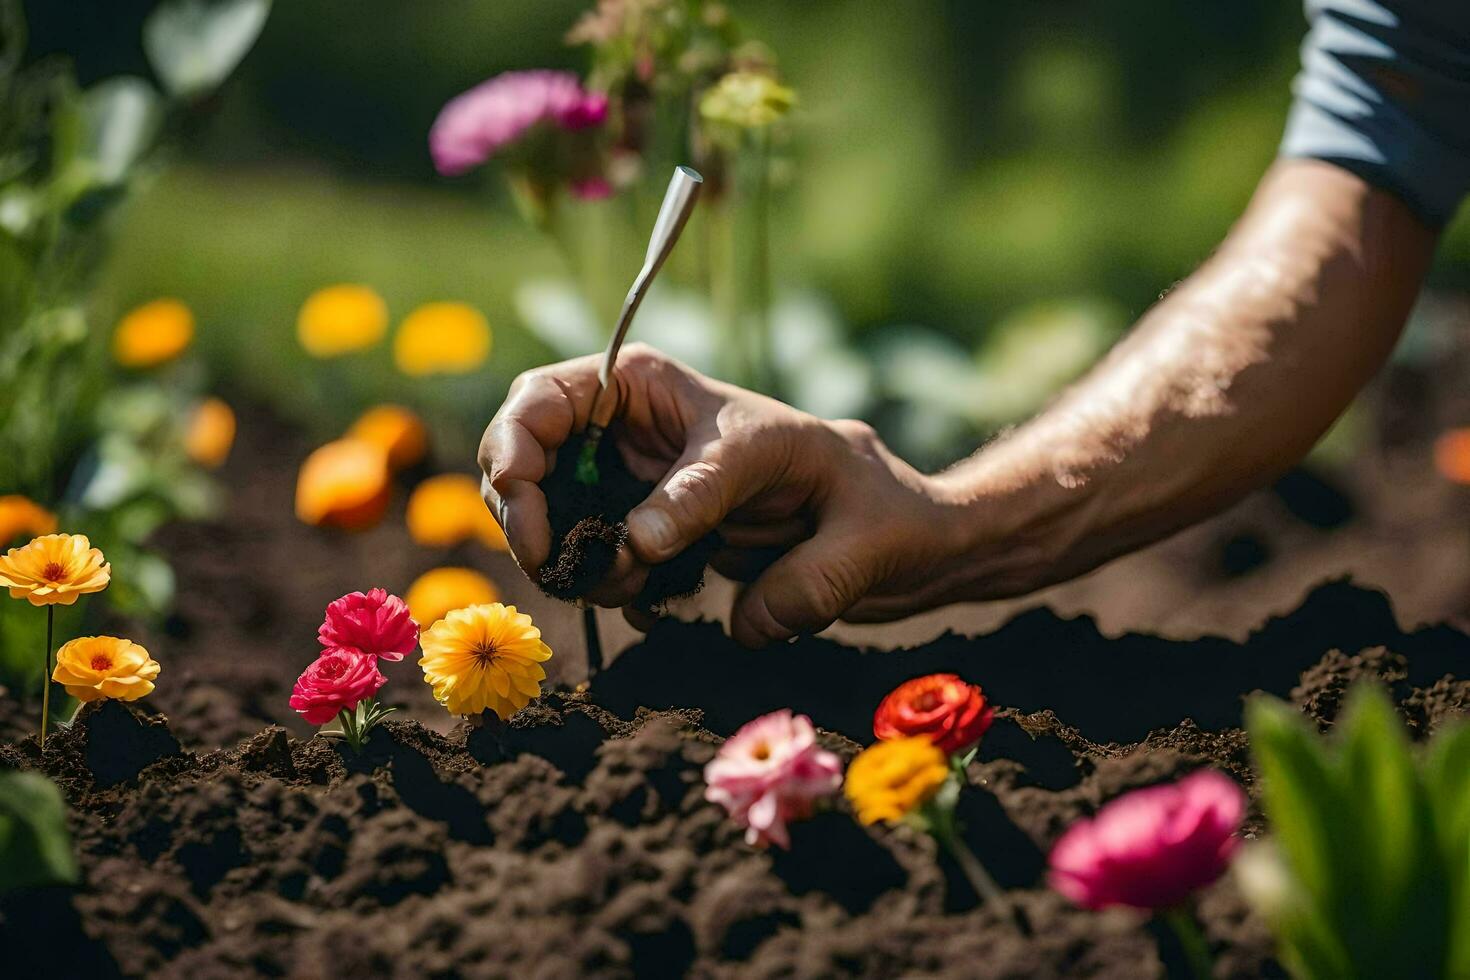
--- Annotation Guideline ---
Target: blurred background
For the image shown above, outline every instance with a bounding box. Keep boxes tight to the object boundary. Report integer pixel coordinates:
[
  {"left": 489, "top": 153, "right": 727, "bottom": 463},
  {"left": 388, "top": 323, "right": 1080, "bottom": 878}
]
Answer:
[{"left": 4, "top": 0, "right": 1470, "bottom": 740}]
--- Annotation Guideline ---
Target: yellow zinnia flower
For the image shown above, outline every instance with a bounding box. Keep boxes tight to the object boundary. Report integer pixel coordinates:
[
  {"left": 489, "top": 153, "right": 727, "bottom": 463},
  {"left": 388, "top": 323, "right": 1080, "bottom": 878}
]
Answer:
[
  {"left": 393, "top": 301, "right": 491, "bottom": 376},
  {"left": 0, "top": 533, "right": 111, "bottom": 606},
  {"left": 419, "top": 603, "right": 550, "bottom": 719},
  {"left": 405, "top": 473, "right": 508, "bottom": 550},
  {"left": 295, "top": 439, "right": 392, "bottom": 530},
  {"left": 844, "top": 736, "right": 950, "bottom": 826},
  {"left": 297, "top": 284, "right": 388, "bottom": 357},
  {"left": 113, "top": 298, "right": 194, "bottom": 368},
  {"left": 405, "top": 567, "right": 500, "bottom": 631},
  {"left": 0, "top": 495, "right": 58, "bottom": 546},
  {"left": 52, "top": 636, "right": 160, "bottom": 702},
  {"left": 348, "top": 404, "right": 429, "bottom": 471},
  {"left": 185, "top": 397, "right": 236, "bottom": 469}
]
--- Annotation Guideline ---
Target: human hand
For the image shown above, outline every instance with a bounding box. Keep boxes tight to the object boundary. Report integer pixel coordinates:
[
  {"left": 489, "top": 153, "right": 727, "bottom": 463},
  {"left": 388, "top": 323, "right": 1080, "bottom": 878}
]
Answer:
[{"left": 479, "top": 344, "right": 972, "bottom": 647}]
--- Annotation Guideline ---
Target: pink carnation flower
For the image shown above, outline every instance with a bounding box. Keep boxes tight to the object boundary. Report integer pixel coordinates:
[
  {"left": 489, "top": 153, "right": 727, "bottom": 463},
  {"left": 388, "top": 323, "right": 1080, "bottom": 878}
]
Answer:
[
  {"left": 318, "top": 588, "right": 418, "bottom": 662},
  {"left": 1048, "top": 769, "right": 1247, "bottom": 910},
  {"left": 704, "top": 709, "right": 843, "bottom": 849},
  {"left": 430, "top": 70, "right": 608, "bottom": 177},
  {"left": 289, "top": 649, "right": 386, "bottom": 726}
]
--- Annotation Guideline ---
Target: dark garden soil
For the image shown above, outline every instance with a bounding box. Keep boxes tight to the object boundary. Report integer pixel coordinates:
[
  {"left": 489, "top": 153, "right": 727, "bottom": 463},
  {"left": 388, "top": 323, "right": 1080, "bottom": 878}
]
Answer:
[{"left": 2, "top": 373, "right": 1470, "bottom": 977}]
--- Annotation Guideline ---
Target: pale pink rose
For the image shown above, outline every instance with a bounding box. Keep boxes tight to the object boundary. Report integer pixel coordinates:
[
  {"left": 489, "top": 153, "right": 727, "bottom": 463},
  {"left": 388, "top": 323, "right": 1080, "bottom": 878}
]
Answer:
[
  {"left": 430, "top": 70, "right": 608, "bottom": 176},
  {"left": 1048, "top": 769, "right": 1247, "bottom": 910},
  {"left": 704, "top": 710, "right": 843, "bottom": 849},
  {"left": 318, "top": 588, "right": 418, "bottom": 662},
  {"left": 289, "top": 649, "right": 386, "bottom": 726}
]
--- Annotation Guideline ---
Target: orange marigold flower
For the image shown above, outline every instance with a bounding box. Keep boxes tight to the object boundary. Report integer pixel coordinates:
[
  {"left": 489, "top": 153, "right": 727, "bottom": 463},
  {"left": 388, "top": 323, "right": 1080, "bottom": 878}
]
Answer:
[
  {"left": 0, "top": 495, "right": 58, "bottom": 546},
  {"left": 185, "top": 397, "right": 236, "bottom": 469},
  {"left": 347, "top": 404, "right": 429, "bottom": 471},
  {"left": 113, "top": 298, "right": 194, "bottom": 368},
  {"left": 297, "top": 284, "right": 388, "bottom": 357},
  {"left": 418, "top": 603, "right": 550, "bottom": 719},
  {"left": 405, "top": 567, "right": 500, "bottom": 631},
  {"left": 393, "top": 301, "right": 491, "bottom": 376},
  {"left": 295, "top": 439, "right": 392, "bottom": 531},
  {"left": 405, "top": 473, "right": 508, "bottom": 550},
  {"left": 1433, "top": 428, "right": 1470, "bottom": 485},
  {"left": 844, "top": 736, "right": 950, "bottom": 826},
  {"left": 52, "top": 636, "right": 160, "bottom": 703},
  {"left": 0, "top": 533, "right": 111, "bottom": 606}
]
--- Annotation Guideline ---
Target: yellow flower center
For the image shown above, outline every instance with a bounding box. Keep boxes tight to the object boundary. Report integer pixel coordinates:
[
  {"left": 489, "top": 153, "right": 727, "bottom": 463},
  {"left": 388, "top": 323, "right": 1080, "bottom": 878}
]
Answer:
[
  {"left": 751, "top": 740, "right": 772, "bottom": 761},
  {"left": 90, "top": 654, "right": 113, "bottom": 672},
  {"left": 473, "top": 644, "right": 498, "bottom": 667},
  {"left": 42, "top": 561, "right": 66, "bottom": 582}
]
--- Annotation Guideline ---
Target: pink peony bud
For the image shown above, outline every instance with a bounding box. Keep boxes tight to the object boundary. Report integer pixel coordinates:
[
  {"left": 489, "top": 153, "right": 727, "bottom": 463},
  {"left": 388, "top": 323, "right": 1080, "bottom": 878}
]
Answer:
[
  {"left": 289, "top": 649, "right": 386, "bottom": 726},
  {"left": 430, "top": 70, "right": 608, "bottom": 177},
  {"left": 704, "top": 709, "right": 843, "bottom": 849},
  {"left": 1048, "top": 769, "right": 1247, "bottom": 910},
  {"left": 318, "top": 588, "right": 418, "bottom": 662}
]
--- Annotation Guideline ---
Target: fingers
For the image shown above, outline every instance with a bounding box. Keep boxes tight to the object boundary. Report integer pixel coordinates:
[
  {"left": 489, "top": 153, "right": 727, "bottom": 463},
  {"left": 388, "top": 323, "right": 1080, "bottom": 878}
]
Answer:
[
  {"left": 729, "top": 531, "right": 876, "bottom": 648},
  {"left": 482, "top": 473, "right": 552, "bottom": 578},
  {"left": 626, "top": 435, "right": 769, "bottom": 566}
]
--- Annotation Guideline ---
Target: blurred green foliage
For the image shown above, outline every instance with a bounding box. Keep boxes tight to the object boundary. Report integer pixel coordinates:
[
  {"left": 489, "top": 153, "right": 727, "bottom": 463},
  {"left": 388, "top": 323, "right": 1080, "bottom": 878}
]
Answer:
[
  {"left": 0, "top": 770, "right": 77, "bottom": 894},
  {"left": 1244, "top": 685, "right": 1470, "bottom": 979}
]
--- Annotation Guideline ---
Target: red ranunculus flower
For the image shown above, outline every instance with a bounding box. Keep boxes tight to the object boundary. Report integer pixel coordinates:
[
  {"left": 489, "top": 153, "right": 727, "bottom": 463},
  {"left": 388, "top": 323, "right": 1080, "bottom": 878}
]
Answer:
[
  {"left": 318, "top": 587, "right": 419, "bottom": 662},
  {"left": 289, "top": 649, "right": 386, "bottom": 725},
  {"left": 873, "top": 673, "right": 993, "bottom": 755}
]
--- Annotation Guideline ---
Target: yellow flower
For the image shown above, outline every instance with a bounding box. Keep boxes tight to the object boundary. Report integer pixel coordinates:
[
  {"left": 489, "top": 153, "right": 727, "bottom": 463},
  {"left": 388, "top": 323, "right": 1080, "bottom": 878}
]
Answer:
[
  {"left": 297, "top": 284, "right": 388, "bottom": 357},
  {"left": 52, "top": 636, "right": 160, "bottom": 703},
  {"left": 0, "top": 495, "right": 58, "bottom": 546},
  {"left": 844, "top": 736, "right": 950, "bottom": 826},
  {"left": 0, "top": 533, "right": 110, "bottom": 606},
  {"left": 348, "top": 404, "right": 428, "bottom": 471},
  {"left": 113, "top": 298, "right": 194, "bottom": 368},
  {"left": 699, "top": 71, "right": 796, "bottom": 129},
  {"left": 295, "top": 439, "right": 392, "bottom": 530},
  {"left": 393, "top": 301, "right": 491, "bottom": 376},
  {"left": 419, "top": 603, "right": 550, "bottom": 719},
  {"left": 405, "top": 473, "right": 508, "bottom": 550},
  {"left": 405, "top": 567, "right": 500, "bottom": 630},
  {"left": 185, "top": 397, "right": 236, "bottom": 469}
]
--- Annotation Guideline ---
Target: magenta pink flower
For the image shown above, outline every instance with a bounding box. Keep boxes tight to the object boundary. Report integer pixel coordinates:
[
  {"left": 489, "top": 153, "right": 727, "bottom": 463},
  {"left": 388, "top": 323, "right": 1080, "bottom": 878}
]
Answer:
[
  {"left": 289, "top": 650, "right": 387, "bottom": 726},
  {"left": 430, "top": 70, "right": 608, "bottom": 176},
  {"left": 704, "top": 709, "right": 843, "bottom": 849},
  {"left": 1048, "top": 769, "right": 1247, "bottom": 910},
  {"left": 318, "top": 588, "right": 418, "bottom": 662},
  {"left": 571, "top": 176, "right": 613, "bottom": 201}
]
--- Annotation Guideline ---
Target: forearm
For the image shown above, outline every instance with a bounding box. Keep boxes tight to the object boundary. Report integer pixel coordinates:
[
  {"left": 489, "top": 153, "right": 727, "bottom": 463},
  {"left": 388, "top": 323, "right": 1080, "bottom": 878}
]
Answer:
[{"left": 928, "top": 160, "right": 1436, "bottom": 602}]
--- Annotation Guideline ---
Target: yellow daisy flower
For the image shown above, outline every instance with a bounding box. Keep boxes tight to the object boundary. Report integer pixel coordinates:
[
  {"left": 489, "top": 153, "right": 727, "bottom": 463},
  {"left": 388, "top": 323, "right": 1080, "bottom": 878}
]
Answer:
[
  {"left": 419, "top": 603, "right": 550, "bottom": 719},
  {"left": 0, "top": 533, "right": 111, "bottom": 606},
  {"left": 295, "top": 439, "right": 392, "bottom": 530},
  {"left": 113, "top": 298, "right": 194, "bottom": 368},
  {"left": 184, "top": 397, "right": 236, "bottom": 469},
  {"left": 844, "top": 736, "right": 950, "bottom": 826},
  {"left": 348, "top": 404, "right": 428, "bottom": 471},
  {"left": 0, "top": 495, "right": 58, "bottom": 546},
  {"left": 52, "top": 636, "right": 160, "bottom": 703},
  {"left": 405, "top": 473, "right": 508, "bottom": 550},
  {"left": 297, "top": 284, "right": 388, "bottom": 357},
  {"left": 393, "top": 301, "right": 491, "bottom": 376},
  {"left": 404, "top": 567, "right": 500, "bottom": 631}
]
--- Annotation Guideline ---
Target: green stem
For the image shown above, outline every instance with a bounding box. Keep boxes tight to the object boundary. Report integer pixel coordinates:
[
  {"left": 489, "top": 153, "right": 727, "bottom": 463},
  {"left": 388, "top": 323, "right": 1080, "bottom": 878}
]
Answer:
[
  {"left": 1160, "top": 906, "right": 1214, "bottom": 980},
  {"left": 336, "top": 706, "right": 361, "bottom": 754},
  {"left": 927, "top": 800, "right": 1030, "bottom": 933},
  {"left": 40, "top": 604, "right": 53, "bottom": 749}
]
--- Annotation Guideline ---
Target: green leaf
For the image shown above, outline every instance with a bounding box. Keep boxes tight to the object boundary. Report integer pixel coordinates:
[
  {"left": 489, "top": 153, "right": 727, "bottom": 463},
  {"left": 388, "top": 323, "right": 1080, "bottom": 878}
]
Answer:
[
  {"left": 80, "top": 76, "right": 162, "bottom": 185},
  {"left": 0, "top": 771, "right": 78, "bottom": 894},
  {"left": 143, "top": 0, "right": 271, "bottom": 99},
  {"left": 1424, "top": 721, "right": 1470, "bottom": 978}
]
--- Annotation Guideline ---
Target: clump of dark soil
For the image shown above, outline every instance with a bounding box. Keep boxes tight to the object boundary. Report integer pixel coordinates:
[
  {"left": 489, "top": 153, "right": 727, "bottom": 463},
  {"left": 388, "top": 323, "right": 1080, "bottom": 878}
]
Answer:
[
  {"left": 3, "top": 582, "right": 1467, "bottom": 979},
  {"left": 539, "top": 428, "right": 719, "bottom": 609}
]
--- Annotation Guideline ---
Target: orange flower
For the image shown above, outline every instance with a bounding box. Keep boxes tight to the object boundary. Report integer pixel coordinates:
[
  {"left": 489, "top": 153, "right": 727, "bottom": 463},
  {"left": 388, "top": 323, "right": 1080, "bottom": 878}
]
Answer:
[
  {"left": 873, "top": 673, "right": 993, "bottom": 755},
  {"left": 52, "top": 636, "right": 160, "bottom": 702},
  {"left": 347, "top": 404, "right": 428, "bottom": 471},
  {"left": 405, "top": 567, "right": 500, "bottom": 630},
  {"left": 297, "top": 284, "right": 388, "bottom": 357},
  {"left": 113, "top": 298, "right": 194, "bottom": 368},
  {"left": 393, "top": 302, "right": 491, "bottom": 376},
  {"left": 405, "top": 473, "right": 508, "bottom": 550},
  {"left": 1433, "top": 429, "right": 1470, "bottom": 485},
  {"left": 0, "top": 495, "right": 58, "bottom": 546},
  {"left": 0, "top": 533, "right": 111, "bottom": 606},
  {"left": 295, "top": 439, "right": 392, "bottom": 530},
  {"left": 185, "top": 397, "right": 236, "bottom": 469},
  {"left": 418, "top": 603, "right": 550, "bottom": 718}
]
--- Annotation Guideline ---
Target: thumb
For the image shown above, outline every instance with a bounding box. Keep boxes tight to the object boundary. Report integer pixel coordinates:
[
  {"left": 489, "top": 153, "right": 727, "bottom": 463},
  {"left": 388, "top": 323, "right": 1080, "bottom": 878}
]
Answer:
[
  {"left": 626, "top": 435, "right": 766, "bottom": 564},
  {"left": 730, "top": 532, "right": 875, "bottom": 648}
]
